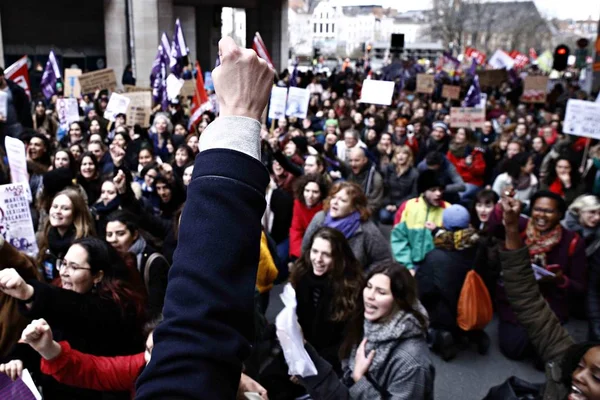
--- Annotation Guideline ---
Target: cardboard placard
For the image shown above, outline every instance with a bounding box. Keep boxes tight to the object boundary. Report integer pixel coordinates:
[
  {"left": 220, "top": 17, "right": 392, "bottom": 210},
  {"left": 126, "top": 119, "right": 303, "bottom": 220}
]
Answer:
[
  {"left": 124, "top": 85, "right": 152, "bottom": 93},
  {"left": 358, "top": 80, "right": 395, "bottom": 106},
  {"left": 477, "top": 70, "right": 508, "bottom": 87},
  {"left": 442, "top": 85, "right": 461, "bottom": 100},
  {"left": 78, "top": 68, "right": 117, "bottom": 93},
  {"left": 521, "top": 75, "right": 549, "bottom": 103},
  {"left": 285, "top": 87, "right": 310, "bottom": 119},
  {"left": 416, "top": 74, "right": 435, "bottom": 94},
  {"left": 563, "top": 99, "right": 600, "bottom": 139},
  {"left": 450, "top": 107, "right": 486, "bottom": 129},
  {"left": 64, "top": 68, "right": 82, "bottom": 98},
  {"left": 268, "top": 87, "right": 288, "bottom": 120},
  {"left": 180, "top": 80, "right": 196, "bottom": 97},
  {"left": 123, "top": 92, "right": 152, "bottom": 127}
]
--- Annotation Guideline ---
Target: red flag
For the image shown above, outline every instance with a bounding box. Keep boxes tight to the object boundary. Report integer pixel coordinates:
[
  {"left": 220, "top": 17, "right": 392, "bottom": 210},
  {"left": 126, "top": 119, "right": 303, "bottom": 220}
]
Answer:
[
  {"left": 4, "top": 56, "right": 31, "bottom": 98},
  {"left": 509, "top": 51, "right": 529, "bottom": 69},
  {"left": 189, "top": 62, "right": 212, "bottom": 130},
  {"left": 529, "top": 48, "right": 538, "bottom": 61},
  {"left": 252, "top": 32, "right": 274, "bottom": 70},
  {"left": 465, "top": 47, "right": 486, "bottom": 66}
]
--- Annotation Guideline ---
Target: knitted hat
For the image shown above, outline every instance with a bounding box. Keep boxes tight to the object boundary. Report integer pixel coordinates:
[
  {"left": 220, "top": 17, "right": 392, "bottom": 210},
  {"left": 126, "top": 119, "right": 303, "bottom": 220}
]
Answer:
[
  {"left": 443, "top": 204, "right": 471, "bottom": 231},
  {"left": 43, "top": 167, "right": 76, "bottom": 198},
  {"left": 432, "top": 121, "right": 448, "bottom": 133},
  {"left": 417, "top": 170, "right": 444, "bottom": 194}
]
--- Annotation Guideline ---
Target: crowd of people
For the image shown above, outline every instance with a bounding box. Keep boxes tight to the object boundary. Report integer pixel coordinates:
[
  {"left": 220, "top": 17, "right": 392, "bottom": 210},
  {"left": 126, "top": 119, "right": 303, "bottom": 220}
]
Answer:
[{"left": 0, "top": 35, "right": 599, "bottom": 400}]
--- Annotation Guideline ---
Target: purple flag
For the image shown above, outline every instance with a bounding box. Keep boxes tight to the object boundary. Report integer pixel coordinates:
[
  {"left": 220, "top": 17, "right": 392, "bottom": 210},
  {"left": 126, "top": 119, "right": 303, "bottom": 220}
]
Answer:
[
  {"left": 40, "top": 50, "right": 61, "bottom": 99},
  {"left": 170, "top": 19, "right": 189, "bottom": 77},
  {"left": 467, "top": 58, "right": 477, "bottom": 76},
  {"left": 289, "top": 60, "right": 299, "bottom": 87},
  {"left": 150, "top": 33, "right": 171, "bottom": 111},
  {"left": 463, "top": 75, "right": 481, "bottom": 107}
]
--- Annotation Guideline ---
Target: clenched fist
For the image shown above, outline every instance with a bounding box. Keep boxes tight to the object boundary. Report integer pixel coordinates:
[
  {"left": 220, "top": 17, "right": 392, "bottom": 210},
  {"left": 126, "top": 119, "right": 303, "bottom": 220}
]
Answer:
[{"left": 213, "top": 36, "right": 274, "bottom": 122}]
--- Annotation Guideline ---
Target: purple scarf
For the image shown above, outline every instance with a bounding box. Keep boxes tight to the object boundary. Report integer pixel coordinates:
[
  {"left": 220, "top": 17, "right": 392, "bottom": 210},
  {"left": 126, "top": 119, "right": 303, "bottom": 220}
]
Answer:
[{"left": 323, "top": 211, "right": 361, "bottom": 239}]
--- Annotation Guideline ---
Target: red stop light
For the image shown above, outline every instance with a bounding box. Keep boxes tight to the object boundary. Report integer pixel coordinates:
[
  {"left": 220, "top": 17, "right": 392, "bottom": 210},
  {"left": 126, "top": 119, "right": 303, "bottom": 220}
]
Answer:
[{"left": 557, "top": 48, "right": 566, "bottom": 55}]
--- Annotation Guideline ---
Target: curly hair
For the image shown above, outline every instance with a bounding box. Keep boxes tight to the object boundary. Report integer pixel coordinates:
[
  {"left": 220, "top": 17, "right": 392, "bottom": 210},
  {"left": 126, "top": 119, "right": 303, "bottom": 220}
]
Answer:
[
  {"left": 323, "top": 181, "right": 371, "bottom": 221},
  {"left": 289, "top": 227, "right": 364, "bottom": 323},
  {"left": 293, "top": 174, "right": 330, "bottom": 205}
]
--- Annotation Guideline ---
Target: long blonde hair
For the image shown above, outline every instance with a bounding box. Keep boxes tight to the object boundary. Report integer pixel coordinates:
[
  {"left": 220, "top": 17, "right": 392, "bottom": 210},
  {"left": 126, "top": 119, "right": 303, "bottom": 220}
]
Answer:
[
  {"left": 37, "top": 188, "right": 95, "bottom": 264},
  {"left": 392, "top": 145, "right": 414, "bottom": 175}
]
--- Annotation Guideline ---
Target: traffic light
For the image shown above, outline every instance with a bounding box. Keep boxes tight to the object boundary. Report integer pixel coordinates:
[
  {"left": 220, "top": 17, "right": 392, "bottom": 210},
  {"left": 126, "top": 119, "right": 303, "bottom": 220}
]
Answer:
[
  {"left": 553, "top": 44, "right": 570, "bottom": 71},
  {"left": 313, "top": 47, "right": 321, "bottom": 60}
]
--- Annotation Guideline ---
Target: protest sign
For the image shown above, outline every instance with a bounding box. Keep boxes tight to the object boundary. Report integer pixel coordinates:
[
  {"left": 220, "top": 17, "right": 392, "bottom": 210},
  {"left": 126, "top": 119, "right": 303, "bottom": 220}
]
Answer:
[
  {"left": 521, "top": 76, "right": 549, "bottom": 103},
  {"left": 180, "top": 79, "right": 196, "bottom": 97},
  {"left": 358, "top": 79, "right": 395, "bottom": 106},
  {"left": 477, "top": 70, "right": 508, "bottom": 87},
  {"left": 442, "top": 85, "right": 461, "bottom": 100},
  {"left": 0, "top": 183, "right": 39, "bottom": 256},
  {"left": 56, "top": 98, "right": 79, "bottom": 128},
  {"left": 488, "top": 50, "right": 515, "bottom": 70},
  {"left": 0, "top": 91, "right": 7, "bottom": 119},
  {"left": 0, "top": 369, "right": 41, "bottom": 400},
  {"left": 4, "top": 137, "right": 31, "bottom": 201},
  {"left": 286, "top": 87, "right": 310, "bottom": 119},
  {"left": 416, "top": 74, "right": 435, "bottom": 94},
  {"left": 123, "top": 92, "right": 152, "bottom": 127},
  {"left": 563, "top": 99, "right": 600, "bottom": 139},
  {"left": 268, "top": 87, "right": 288, "bottom": 120},
  {"left": 204, "top": 72, "right": 214, "bottom": 91},
  {"left": 478, "top": 93, "right": 487, "bottom": 109},
  {"left": 450, "top": 107, "right": 486, "bottom": 129},
  {"left": 124, "top": 85, "right": 152, "bottom": 93},
  {"left": 166, "top": 74, "right": 184, "bottom": 100},
  {"left": 64, "top": 68, "right": 82, "bottom": 98},
  {"left": 103, "top": 93, "right": 131, "bottom": 121},
  {"left": 78, "top": 68, "right": 117, "bottom": 93}
]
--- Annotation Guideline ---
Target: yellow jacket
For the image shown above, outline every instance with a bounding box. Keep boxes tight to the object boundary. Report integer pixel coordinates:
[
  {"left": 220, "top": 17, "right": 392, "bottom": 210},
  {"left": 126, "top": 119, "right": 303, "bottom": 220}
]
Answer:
[{"left": 256, "top": 231, "right": 279, "bottom": 294}]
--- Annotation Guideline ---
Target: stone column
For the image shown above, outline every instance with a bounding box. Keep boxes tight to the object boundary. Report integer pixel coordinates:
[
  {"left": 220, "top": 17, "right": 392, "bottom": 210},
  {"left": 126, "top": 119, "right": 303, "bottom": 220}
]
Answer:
[
  {"left": 195, "top": 5, "right": 220, "bottom": 74},
  {"left": 0, "top": 7, "right": 5, "bottom": 68},
  {"left": 103, "top": 0, "right": 128, "bottom": 86},
  {"left": 157, "top": 0, "right": 174, "bottom": 37},
  {"left": 246, "top": 0, "right": 289, "bottom": 73},
  {"left": 174, "top": 6, "right": 196, "bottom": 65},
  {"left": 131, "top": 0, "right": 161, "bottom": 87}
]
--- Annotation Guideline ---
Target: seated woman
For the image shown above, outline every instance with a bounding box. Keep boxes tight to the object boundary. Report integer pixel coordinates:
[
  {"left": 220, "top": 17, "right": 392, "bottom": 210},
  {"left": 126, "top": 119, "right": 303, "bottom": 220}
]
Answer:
[
  {"left": 299, "top": 261, "right": 434, "bottom": 400},
  {"left": 3, "top": 318, "right": 268, "bottom": 400},
  {"left": 303, "top": 182, "right": 391, "bottom": 272},
  {"left": 289, "top": 174, "right": 329, "bottom": 261},
  {"left": 380, "top": 145, "right": 419, "bottom": 225},
  {"left": 541, "top": 156, "right": 586, "bottom": 208},
  {"left": 492, "top": 152, "right": 538, "bottom": 212},
  {"left": 498, "top": 194, "right": 600, "bottom": 400},
  {"left": 446, "top": 128, "right": 486, "bottom": 206},
  {"left": 489, "top": 190, "right": 587, "bottom": 361},
  {"left": 562, "top": 195, "right": 600, "bottom": 341},
  {"left": 105, "top": 210, "right": 170, "bottom": 318},
  {"left": 0, "top": 237, "right": 146, "bottom": 399}
]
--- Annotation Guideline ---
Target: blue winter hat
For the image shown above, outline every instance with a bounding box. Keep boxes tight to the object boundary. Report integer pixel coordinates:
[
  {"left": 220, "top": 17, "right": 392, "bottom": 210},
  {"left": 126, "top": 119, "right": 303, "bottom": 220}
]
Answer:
[{"left": 442, "top": 204, "right": 471, "bottom": 231}]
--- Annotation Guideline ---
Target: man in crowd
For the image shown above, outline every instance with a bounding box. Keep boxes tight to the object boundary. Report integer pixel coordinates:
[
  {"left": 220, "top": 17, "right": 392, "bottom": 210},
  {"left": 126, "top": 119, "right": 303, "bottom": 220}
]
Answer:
[{"left": 347, "top": 147, "right": 383, "bottom": 214}]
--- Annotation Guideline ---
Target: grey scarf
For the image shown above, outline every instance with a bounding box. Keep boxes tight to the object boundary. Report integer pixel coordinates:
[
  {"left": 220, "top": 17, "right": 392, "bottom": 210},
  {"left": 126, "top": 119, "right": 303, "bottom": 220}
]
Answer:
[
  {"left": 348, "top": 301, "right": 428, "bottom": 374},
  {"left": 128, "top": 235, "right": 147, "bottom": 272}
]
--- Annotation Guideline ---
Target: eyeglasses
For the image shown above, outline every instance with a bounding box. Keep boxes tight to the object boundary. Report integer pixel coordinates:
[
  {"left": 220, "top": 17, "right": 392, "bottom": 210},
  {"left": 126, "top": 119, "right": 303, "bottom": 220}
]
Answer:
[{"left": 58, "top": 260, "right": 91, "bottom": 273}]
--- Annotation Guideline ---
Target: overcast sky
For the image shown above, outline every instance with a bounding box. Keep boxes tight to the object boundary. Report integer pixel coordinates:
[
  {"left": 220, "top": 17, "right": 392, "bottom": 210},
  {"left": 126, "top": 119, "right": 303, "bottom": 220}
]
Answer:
[{"left": 334, "top": 0, "right": 600, "bottom": 20}]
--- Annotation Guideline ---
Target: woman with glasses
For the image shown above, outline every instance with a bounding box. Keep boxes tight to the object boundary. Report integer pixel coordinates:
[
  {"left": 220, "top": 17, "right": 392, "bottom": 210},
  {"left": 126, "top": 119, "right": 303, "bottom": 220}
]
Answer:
[{"left": 0, "top": 237, "right": 146, "bottom": 399}]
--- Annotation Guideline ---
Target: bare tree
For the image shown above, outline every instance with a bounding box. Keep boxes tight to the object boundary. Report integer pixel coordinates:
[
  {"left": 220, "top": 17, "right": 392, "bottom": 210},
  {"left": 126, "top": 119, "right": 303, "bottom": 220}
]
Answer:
[{"left": 426, "top": 0, "right": 466, "bottom": 51}]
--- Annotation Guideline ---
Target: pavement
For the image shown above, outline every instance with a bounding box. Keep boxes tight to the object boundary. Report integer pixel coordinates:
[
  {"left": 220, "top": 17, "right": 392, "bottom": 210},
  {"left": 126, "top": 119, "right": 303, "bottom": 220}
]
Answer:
[{"left": 266, "top": 283, "right": 588, "bottom": 400}]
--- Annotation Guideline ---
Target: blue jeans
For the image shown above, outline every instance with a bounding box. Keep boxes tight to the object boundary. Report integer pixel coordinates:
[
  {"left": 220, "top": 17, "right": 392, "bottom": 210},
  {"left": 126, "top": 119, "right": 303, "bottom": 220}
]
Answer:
[
  {"left": 379, "top": 208, "right": 396, "bottom": 225},
  {"left": 459, "top": 183, "right": 481, "bottom": 205}
]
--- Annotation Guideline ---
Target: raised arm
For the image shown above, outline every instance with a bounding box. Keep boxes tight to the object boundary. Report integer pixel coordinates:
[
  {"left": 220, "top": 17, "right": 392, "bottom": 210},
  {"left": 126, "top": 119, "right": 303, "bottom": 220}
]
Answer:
[{"left": 134, "top": 37, "right": 273, "bottom": 400}]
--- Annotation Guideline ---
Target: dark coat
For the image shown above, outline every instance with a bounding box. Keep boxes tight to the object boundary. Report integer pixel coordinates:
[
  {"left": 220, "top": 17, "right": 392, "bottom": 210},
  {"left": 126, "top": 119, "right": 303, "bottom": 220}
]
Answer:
[
  {"left": 382, "top": 165, "right": 419, "bottom": 207},
  {"left": 139, "top": 245, "right": 170, "bottom": 318},
  {"left": 5, "top": 79, "right": 33, "bottom": 129}
]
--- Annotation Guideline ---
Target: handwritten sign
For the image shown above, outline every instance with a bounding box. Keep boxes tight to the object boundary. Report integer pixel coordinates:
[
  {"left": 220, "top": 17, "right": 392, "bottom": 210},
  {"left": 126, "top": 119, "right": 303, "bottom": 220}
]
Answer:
[
  {"left": 563, "top": 99, "right": 600, "bottom": 139},
  {"left": 103, "top": 93, "right": 131, "bottom": 121},
  {"left": 124, "top": 85, "right": 152, "bottom": 93},
  {"left": 0, "top": 183, "right": 38, "bottom": 256},
  {"left": 268, "top": 87, "right": 288, "bottom": 120},
  {"left": 450, "top": 107, "right": 486, "bottom": 129},
  {"left": 416, "top": 74, "right": 435, "bottom": 94},
  {"left": 78, "top": 68, "right": 117, "bottom": 93},
  {"left": 358, "top": 80, "right": 395, "bottom": 106},
  {"left": 123, "top": 92, "right": 152, "bottom": 127},
  {"left": 64, "top": 68, "right": 82, "bottom": 98},
  {"left": 521, "top": 75, "right": 549, "bottom": 103},
  {"left": 477, "top": 70, "right": 507, "bottom": 87},
  {"left": 285, "top": 87, "right": 310, "bottom": 119},
  {"left": 442, "top": 85, "right": 461, "bottom": 100}
]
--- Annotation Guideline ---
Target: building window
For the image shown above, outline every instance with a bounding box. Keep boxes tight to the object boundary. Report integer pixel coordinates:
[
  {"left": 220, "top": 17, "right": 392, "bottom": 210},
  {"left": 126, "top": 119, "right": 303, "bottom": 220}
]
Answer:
[
  {"left": 332, "top": 24, "right": 335, "bottom": 33},
  {"left": 326, "top": 24, "right": 329, "bottom": 33},
  {"left": 314, "top": 23, "right": 317, "bottom": 33},
  {"left": 320, "top": 23, "right": 323, "bottom": 33}
]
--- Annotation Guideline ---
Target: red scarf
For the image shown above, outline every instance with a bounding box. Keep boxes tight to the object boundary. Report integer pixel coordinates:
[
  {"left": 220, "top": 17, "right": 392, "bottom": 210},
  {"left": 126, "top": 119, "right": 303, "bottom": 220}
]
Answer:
[
  {"left": 524, "top": 220, "right": 562, "bottom": 267},
  {"left": 548, "top": 178, "right": 564, "bottom": 197}
]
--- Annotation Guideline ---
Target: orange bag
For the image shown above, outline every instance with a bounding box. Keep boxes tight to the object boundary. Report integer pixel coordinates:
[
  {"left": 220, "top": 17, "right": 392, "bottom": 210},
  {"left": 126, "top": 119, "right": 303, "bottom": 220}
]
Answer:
[{"left": 456, "top": 270, "right": 493, "bottom": 331}]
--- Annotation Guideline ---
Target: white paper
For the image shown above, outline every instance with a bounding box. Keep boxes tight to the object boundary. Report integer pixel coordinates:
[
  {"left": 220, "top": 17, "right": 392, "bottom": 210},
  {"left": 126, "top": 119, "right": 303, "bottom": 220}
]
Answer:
[
  {"left": 103, "top": 93, "right": 131, "bottom": 121},
  {"left": 532, "top": 264, "right": 556, "bottom": 281},
  {"left": 4, "top": 137, "right": 31, "bottom": 202},
  {"left": 478, "top": 93, "right": 487, "bottom": 109},
  {"left": 596, "top": 91, "right": 600, "bottom": 104},
  {"left": 275, "top": 283, "right": 318, "bottom": 377},
  {"left": 359, "top": 79, "right": 395, "bottom": 106},
  {"left": 488, "top": 50, "right": 515, "bottom": 70},
  {"left": 285, "top": 87, "right": 310, "bottom": 119},
  {"left": 21, "top": 369, "right": 42, "bottom": 400},
  {"left": 0, "top": 91, "right": 7, "bottom": 119},
  {"left": 166, "top": 74, "right": 184, "bottom": 101},
  {"left": 0, "top": 183, "right": 38, "bottom": 256},
  {"left": 563, "top": 99, "right": 600, "bottom": 139},
  {"left": 268, "top": 87, "right": 288, "bottom": 120}
]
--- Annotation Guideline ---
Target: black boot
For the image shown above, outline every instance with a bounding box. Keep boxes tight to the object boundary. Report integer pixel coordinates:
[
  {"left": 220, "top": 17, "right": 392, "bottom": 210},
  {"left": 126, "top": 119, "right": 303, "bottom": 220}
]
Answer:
[
  {"left": 432, "top": 329, "right": 457, "bottom": 361},
  {"left": 475, "top": 331, "right": 491, "bottom": 355}
]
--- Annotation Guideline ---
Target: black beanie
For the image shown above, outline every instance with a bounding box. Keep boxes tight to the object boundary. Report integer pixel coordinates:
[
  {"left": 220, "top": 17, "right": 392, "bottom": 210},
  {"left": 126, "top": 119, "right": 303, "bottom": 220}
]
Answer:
[
  {"left": 43, "top": 167, "right": 76, "bottom": 198},
  {"left": 417, "top": 170, "right": 444, "bottom": 194}
]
